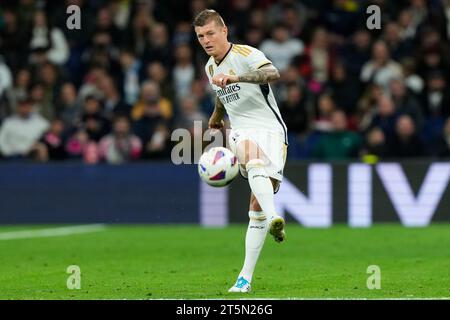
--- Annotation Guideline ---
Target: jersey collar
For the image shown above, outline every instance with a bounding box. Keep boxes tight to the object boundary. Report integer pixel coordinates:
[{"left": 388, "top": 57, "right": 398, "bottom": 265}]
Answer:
[{"left": 214, "top": 43, "right": 233, "bottom": 67}]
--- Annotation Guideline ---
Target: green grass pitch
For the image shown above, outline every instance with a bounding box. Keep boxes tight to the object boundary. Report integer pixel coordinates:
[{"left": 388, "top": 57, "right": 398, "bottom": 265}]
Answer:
[{"left": 0, "top": 224, "right": 449, "bottom": 299}]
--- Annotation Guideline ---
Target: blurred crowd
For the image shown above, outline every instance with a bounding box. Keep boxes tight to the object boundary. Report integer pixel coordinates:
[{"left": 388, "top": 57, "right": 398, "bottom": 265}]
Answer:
[{"left": 0, "top": 0, "right": 450, "bottom": 164}]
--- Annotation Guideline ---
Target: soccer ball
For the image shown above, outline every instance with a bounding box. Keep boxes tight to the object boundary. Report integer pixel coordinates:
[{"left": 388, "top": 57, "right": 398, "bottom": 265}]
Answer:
[{"left": 198, "top": 147, "right": 239, "bottom": 187}]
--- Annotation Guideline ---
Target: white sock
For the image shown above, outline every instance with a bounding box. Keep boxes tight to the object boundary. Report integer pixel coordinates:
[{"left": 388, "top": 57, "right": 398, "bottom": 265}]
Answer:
[
  {"left": 246, "top": 159, "right": 277, "bottom": 220},
  {"left": 239, "top": 211, "right": 268, "bottom": 283}
]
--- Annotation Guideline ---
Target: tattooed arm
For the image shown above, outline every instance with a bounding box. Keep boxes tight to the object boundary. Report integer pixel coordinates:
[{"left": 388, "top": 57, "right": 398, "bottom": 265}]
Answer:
[
  {"left": 238, "top": 64, "right": 280, "bottom": 84},
  {"left": 211, "top": 64, "right": 280, "bottom": 88},
  {"left": 208, "top": 96, "right": 226, "bottom": 129}
]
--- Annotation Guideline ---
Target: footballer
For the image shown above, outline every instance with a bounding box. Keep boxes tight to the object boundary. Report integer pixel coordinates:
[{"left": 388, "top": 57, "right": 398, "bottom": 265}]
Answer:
[{"left": 194, "top": 9, "right": 289, "bottom": 293}]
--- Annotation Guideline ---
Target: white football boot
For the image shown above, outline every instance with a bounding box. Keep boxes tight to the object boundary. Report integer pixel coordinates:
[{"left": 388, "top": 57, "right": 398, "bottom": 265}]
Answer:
[{"left": 228, "top": 277, "right": 251, "bottom": 293}]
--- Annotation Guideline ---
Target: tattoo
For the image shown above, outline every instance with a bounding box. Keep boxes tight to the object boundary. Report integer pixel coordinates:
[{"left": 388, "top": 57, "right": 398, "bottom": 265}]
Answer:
[
  {"left": 211, "top": 96, "right": 226, "bottom": 119},
  {"left": 238, "top": 65, "right": 280, "bottom": 84},
  {"left": 215, "top": 96, "right": 225, "bottom": 111}
]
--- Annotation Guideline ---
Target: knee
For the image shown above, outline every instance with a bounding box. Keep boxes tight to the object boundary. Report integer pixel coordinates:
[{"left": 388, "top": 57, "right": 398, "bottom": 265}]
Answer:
[
  {"left": 245, "top": 158, "right": 265, "bottom": 171},
  {"left": 248, "top": 210, "right": 266, "bottom": 221}
]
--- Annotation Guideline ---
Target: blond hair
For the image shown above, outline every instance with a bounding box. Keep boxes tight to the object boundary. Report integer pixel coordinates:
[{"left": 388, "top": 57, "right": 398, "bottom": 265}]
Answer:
[{"left": 193, "top": 9, "right": 225, "bottom": 27}]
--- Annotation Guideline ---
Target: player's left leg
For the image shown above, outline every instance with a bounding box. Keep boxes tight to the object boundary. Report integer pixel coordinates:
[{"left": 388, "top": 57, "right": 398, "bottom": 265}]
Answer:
[
  {"left": 228, "top": 208, "right": 266, "bottom": 293},
  {"left": 228, "top": 158, "right": 285, "bottom": 292},
  {"left": 233, "top": 178, "right": 282, "bottom": 279},
  {"left": 228, "top": 180, "right": 284, "bottom": 293}
]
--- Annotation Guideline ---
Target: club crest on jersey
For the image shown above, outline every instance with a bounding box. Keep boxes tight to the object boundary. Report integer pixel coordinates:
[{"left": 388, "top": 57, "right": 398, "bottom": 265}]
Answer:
[{"left": 208, "top": 65, "right": 214, "bottom": 77}]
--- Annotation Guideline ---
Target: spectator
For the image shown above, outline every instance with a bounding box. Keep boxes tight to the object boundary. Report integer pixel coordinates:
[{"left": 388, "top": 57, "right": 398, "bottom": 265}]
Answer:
[
  {"left": 340, "top": 28, "right": 372, "bottom": 78},
  {"left": 382, "top": 21, "right": 413, "bottom": 62},
  {"left": 281, "top": 4, "right": 307, "bottom": 38},
  {"left": 279, "top": 84, "right": 309, "bottom": 135},
  {"left": 247, "top": 8, "right": 268, "bottom": 32},
  {"left": 30, "top": 82, "right": 49, "bottom": 121},
  {"left": 38, "top": 118, "right": 68, "bottom": 161},
  {"left": 175, "top": 95, "right": 208, "bottom": 134},
  {"left": 361, "top": 127, "right": 389, "bottom": 158},
  {"left": 145, "top": 61, "right": 175, "bottom": 102},
  {"left": 191, "top": 79, "right": 214, "bottom": 116},
  {"left": 327, "top": 62, "right": 360, "bottom": 115},
  {"left": 82, "top": 31, "right": 120, "bottom": 73},
  {"left": 244, "top": 26, "right": 265, "bottom": 49},
  {"left": 35, "top": 62, "right": 61, "bottom": 121},
  {"left": 400, "top": 57, "right": 424, "bottom": 95},
  {"left": 223, "top": 0, "right": 253, "bottom": 40},
  {"left": 143, "top": 23, "right": 172, "bottom": 66},
  {"left": 267, "top": 0, "right": 310, "bottom": 32},
  {"left": 321, "top": 0, "right": 361, "bottom": 38},
  {"left": 0, "top": 98, "right": 49, "bottom": 159},
  {"left": 172, "top": 43, "right": 196, "bottom": 103},
  {"left": 431, "top": 118, "right": 450, "bottom": 158},
  {"left": 259, "top": 23, "right": 304, "bottom": 73},
  {"left": 367, "top": 95, "right": 399, "bottom": 142},
  {"left": 420, "top": 71, "right": 450, "bottom": 145},
  {"left": 387, "top": 114, "right": 425, "bottom": 158},
  {"left": 421, "top": 71, "right": 450, "bottom": 118},
  {"left": 99, "top": 116, "right": 142, "bottom": 164},
  {"left": 297, "top": 27, "right": 336, "bottom": 93},
  {"left": 416, "top": 28, "right": 450, "bottom": 79},
  {"left": 408, "top": 0, "right": 428, "bottom": 31},
  {"left": 313, "top": 92, "right": 336, "bottom": 132},
  {"left": 6, "top": 68, "right": 32, "bottom": 116},
  {"left": 79, "top": 95, "right": 110, "bottom": 142},
  {"left": 65, "top": 129, "right": 90, "bottom": 160},
  {"left": 389, "top": 77, "right": 424, "bottom": 129},
  {"left": 357, "top": 83, "right": 384, "bottom": 131},
  {"left": 109, "top": 0, "right": 131, "bottom": 30},
  {"left": 312, "top": 109, "right": 362, "bottom": 160},
  {"left": 131, "top": 81, "right": 172, "bottom": 121},
  {"left": 28, "top": 10, "right": 69, "bottom": 66},
  {"left": 397, "top": 8, "right": 418, "bottom": 40},
  {"left": 172, "top": 21, "right": 194, "bottom": 47},
  {"left": 274, "top": 65, "right": 304, "bottom": 100},
  {"left": 118, "top": 48, "right": 141, "bottom": 106},
  {"left": 0, "top": 9, "right": 30, "bottom": 71},
  {"left": 56, "top": 82, "right": 82, "bottom": 127},
  {"left": 77, "top": 65, "right": 108, "bottom": 103},
  {"left": 97, "top": 75, "right": 131, "bottom": 120},
  {"left": 0, "top": 56, "right": 13, "bottom": 102},
  {"left": 94, "top": 7, "right": 124, "bottom": 47},
  {"left": 133, "top": 95, "right": 170, "bottom": 159},
  {"left": 360, "top": 40, "right": 403, "bottom": 89},
  {"left": 0, "top": 56, "right": 13, "bottom": 121},
  {"left": 127, "top": 7, "right": 154, "bottom": 56}
]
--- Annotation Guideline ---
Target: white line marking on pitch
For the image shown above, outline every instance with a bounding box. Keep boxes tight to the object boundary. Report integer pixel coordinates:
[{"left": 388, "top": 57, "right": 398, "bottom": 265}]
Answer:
[{"left": 0, "top": 224, "right": 107, "bottom": 240}]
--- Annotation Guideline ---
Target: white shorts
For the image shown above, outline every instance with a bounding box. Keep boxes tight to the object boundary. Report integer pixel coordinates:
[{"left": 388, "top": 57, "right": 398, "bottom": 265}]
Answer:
[{"left": 228, "top": 128, "right": 288, "bottom": 185}]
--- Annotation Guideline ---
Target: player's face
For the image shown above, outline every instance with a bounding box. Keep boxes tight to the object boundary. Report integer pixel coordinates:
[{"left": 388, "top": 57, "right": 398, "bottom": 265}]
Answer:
[{"left": 195, "top": 20, "right": 227, "bottom": 57}]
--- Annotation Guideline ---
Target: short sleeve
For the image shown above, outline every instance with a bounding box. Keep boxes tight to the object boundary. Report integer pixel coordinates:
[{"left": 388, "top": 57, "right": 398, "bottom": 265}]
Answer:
[{"left": 237, "top": 45, "right": 272, "bottom": 71}]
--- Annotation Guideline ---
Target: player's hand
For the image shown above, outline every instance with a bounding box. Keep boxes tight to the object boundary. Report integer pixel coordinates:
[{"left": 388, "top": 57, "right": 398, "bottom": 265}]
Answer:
[
  {"left": 208, "top": 118, "right": 224, "bottom": 134},
  {"left": 212, "top": 73, "right": 238, "bottom": 89}
]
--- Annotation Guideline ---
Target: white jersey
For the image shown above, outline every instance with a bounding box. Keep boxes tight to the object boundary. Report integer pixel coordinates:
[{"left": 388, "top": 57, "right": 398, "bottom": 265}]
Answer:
[{"left": 205, "top": 43, "right": 288, "bottom": 145}]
